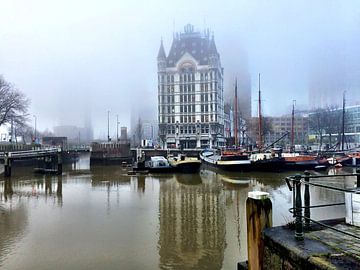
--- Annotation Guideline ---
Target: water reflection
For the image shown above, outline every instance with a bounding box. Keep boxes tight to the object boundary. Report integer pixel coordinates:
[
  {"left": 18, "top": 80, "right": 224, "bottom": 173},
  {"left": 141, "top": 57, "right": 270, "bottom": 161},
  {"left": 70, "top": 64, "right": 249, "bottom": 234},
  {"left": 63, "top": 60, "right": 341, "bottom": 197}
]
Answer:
[
  {"left": 158, "top": 172, "right": 226, "bottom": 270},
  {"left": 137, "top": 175, "right": 146, "bottom": 193},
  {"left": 175, "top": 173, "right": 202, "bottom": 186},
  {"left": 3, "top": 178, "right": 13, "bottom": 201},
  {"left": 0, "top": 153, "right": 358, "bottom": 269},
  {"left": 1, "top": 176, "right": 63, "bottom": 205},
  {"left": 0, "top": 180, "right": 28, "bottom": 268}
]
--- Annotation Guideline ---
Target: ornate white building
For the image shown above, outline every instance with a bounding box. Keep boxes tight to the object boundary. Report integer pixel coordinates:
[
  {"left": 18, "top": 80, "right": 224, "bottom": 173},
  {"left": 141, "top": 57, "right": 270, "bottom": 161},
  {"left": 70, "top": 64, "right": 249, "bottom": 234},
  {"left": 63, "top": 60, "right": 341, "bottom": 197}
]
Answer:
[{"left": 157, "top": 24, "right": 225, "bottom": 149}]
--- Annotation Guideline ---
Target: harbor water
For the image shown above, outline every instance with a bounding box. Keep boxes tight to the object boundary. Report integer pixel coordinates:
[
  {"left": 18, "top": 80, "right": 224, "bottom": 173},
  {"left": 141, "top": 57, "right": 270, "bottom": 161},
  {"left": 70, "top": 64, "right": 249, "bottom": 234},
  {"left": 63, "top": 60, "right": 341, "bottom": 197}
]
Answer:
[{"left": 0, "top": 153, "right": 356, "bottom": 269}]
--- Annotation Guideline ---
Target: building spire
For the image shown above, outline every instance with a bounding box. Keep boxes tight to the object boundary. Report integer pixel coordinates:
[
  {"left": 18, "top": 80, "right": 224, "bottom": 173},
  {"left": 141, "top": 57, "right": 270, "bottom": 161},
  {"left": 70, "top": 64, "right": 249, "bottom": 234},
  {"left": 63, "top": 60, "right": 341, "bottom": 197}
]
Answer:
[
  {"left": 208, "top": 35, "right": 218, "bottom": 55},
  {"left": 157, "top": 39, "right": 166, "bottom": 60}
]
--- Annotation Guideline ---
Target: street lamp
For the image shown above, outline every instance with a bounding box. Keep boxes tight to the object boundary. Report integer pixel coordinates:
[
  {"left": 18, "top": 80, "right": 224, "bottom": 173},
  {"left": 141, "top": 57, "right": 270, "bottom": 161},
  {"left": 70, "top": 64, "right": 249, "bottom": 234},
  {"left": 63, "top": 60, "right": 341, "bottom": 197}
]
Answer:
[
  {"left": 107, "top": 110, "right": 110, "bottom": 142},
  {"left": 116, "top": 114, "right": 119, "bottom": 142},
  {"left": 33, "top": 115, "right": 37, "bottom": 143}
]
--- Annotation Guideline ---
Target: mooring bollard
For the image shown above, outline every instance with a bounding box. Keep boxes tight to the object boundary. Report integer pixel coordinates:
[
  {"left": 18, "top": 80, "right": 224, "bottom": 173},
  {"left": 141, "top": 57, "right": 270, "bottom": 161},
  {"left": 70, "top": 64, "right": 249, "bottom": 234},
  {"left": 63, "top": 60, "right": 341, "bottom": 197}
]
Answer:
[
  {"left": 294, "top": 174, "right": 304, "bottom": 240},
  {"left": 246, "top": 191, "right": 272, "bottom": 270},
  {"left": 304, "top": 171, "right": 311, "bottom": 230}
]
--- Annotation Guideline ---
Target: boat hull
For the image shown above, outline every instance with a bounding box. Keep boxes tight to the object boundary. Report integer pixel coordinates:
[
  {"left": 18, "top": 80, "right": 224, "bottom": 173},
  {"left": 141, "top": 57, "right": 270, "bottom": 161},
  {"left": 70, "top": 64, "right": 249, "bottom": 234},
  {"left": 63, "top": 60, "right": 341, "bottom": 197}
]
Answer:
[
  {"left": 174, "top": 162, "right": 201, "bottom": 173},
  {"left": 200, "top": 156, "right": 252, "bottom": 172},
  {"left": 251, "top": 159, "right": 286, "bottom": 172},
  {"left": 341, "top": 157, "right": 360, "bottom": 167},
  {"left": 147, "top": 166, "right": 175, "bottom": 173},
  {"left": 284, "top": 160, "right": 327, "bottom": 171}
]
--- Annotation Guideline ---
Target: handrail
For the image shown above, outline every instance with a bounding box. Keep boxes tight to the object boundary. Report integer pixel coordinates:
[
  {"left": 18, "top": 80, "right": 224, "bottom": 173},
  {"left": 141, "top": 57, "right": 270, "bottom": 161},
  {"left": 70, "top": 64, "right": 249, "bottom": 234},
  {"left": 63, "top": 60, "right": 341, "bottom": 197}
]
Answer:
[
  {"left": 0, "top": 147, "right": 61, "bottom": 159},
  {"left": 285, "top": 169, "right": 360, "bottom": 241}
]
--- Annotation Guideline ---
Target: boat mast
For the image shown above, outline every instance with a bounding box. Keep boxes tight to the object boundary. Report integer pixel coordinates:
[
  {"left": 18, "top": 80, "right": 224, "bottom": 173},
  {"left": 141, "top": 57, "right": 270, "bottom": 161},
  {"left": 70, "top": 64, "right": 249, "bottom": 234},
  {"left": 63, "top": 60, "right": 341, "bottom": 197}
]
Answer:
[
  {"left": 291, "top": 100, "right": 296, "bottom": 152},
  {"left": 258, "top": 73, "right": 263, "bottom": 151},
  {"left": 234, "top": 78, "right": 238, "bottom": 147},
  {"left": 341, "top": 91, "right": 346, "bottom": 151}
]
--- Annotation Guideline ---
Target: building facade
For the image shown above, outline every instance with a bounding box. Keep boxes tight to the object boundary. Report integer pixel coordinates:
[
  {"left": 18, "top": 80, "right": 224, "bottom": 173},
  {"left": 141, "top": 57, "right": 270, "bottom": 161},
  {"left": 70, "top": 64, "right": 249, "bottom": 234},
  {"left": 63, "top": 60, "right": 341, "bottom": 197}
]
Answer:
[
  {"left": 157, "top": 24, "right": 225, "bottom": 149},
  {"left": 268, "top": 116, "right": 309, "bottom": 147},
  {"left": 308, "top": 105, "right": 360, "bottom": 148}
]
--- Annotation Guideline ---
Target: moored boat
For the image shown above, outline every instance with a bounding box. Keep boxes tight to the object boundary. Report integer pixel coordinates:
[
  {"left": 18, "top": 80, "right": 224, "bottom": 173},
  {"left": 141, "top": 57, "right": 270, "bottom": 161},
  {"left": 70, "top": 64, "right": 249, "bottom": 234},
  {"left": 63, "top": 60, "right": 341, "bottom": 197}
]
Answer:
[
  {"left": 341, "top": 152, "right": 360, "bottom": 167},
  {"left": 283, "top": 153, "right": 329, "bottom": 171},
  {"left": 146, "top": 156, "right": 174, "bottom": 173},
  {"left": 167, "top": 154, "right": 201, "bottom": 173},
  {"left": 200, "top": 149, "right": 251, "bottom": 172},
  {"left": 249, "top": 151, "right": 286, "bottom": 172}
]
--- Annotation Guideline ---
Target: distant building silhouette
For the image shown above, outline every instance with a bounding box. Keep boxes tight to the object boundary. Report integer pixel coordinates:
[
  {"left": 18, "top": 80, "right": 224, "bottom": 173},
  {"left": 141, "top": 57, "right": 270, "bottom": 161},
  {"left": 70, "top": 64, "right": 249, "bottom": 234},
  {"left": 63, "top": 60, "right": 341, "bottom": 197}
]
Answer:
[{"left": 53, "top": 125, "right": 92, "bottom": 144}]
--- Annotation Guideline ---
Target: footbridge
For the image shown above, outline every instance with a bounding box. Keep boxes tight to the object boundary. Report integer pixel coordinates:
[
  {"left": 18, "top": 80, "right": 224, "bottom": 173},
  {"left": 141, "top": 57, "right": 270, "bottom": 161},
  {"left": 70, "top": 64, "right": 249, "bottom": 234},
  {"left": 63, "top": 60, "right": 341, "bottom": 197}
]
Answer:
[{"left": 0, "top": 147, "right": 62, "bottom": 177}]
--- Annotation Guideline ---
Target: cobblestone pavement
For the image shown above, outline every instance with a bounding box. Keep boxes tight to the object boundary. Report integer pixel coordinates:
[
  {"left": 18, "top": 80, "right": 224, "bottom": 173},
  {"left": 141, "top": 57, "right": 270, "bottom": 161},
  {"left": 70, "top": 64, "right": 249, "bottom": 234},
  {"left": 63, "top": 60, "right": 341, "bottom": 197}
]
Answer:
[{"left": 308, "top": 223, "right": 360, "bottom": 260}]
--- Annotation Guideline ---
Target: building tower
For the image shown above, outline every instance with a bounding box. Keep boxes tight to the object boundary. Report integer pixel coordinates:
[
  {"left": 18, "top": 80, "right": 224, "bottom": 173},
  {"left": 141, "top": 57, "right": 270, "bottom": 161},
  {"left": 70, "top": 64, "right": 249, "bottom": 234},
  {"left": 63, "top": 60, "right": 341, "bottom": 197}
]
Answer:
[{"left": 157, "top": 24, "right": 225, "bottom": 149}]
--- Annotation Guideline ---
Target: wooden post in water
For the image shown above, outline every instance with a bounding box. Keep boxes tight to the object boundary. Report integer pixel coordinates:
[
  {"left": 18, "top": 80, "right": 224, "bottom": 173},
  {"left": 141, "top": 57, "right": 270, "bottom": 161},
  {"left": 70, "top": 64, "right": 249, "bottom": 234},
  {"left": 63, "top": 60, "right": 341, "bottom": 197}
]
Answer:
[
  {"left": 44, "top": 156, "right": 52, "bottom": 170},
  {"left": 4, "top": 153, "right": 11, "bottom": 177},
  {"left": 57, "top": 150, "right": 62, "bottom": 175},
  {"left": 246, "top": 191, "right": 272, "bottom": 270}
]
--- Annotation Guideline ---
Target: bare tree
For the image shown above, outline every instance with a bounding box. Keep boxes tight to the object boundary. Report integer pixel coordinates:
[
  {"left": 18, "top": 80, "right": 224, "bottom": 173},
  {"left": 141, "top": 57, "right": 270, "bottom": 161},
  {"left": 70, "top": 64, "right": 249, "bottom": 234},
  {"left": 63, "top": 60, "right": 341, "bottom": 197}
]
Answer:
[
  {"left": 0, "top": 76, "right": 30, "bottom": 128},
  {"left": 8, "top": 121, "right": 33, "bottom": 144},
  {"left": 323, "top": 105, "right": 342, "bottom": 147},
  {"left": 309, "top": 108, "right": 326, "bottom": 150},
  {"left": 246, "top": 116, "right": 273, "bottom": 146}
]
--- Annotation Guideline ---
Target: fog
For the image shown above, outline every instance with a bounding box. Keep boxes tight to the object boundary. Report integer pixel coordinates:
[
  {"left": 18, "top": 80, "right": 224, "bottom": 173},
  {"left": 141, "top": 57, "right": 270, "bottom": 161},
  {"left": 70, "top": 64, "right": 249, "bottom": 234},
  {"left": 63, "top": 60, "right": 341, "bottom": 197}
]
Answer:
[{"left": 1, "top": 0, "right": 360, "bottom": 138}]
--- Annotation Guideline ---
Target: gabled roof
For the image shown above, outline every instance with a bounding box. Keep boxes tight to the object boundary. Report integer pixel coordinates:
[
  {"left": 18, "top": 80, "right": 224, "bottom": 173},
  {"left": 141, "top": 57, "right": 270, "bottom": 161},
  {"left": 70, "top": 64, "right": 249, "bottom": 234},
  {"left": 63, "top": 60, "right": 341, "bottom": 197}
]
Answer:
[{"left": 164, "top": 27, "right": 219, "bottom": 67}]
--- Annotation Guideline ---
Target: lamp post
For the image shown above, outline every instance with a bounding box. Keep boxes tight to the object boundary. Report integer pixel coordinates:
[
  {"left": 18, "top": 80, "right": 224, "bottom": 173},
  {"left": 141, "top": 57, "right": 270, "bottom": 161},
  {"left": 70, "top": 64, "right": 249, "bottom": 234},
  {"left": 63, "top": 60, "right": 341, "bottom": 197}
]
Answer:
[
  {"left": 116, "top": 114, "right": 119, "bottom": 142},
  {"left": 33, "top": 115, "right": 37, "bottom": 144},
  {"left": 107, "top": 110, "right": 110, "bottom": 142}
]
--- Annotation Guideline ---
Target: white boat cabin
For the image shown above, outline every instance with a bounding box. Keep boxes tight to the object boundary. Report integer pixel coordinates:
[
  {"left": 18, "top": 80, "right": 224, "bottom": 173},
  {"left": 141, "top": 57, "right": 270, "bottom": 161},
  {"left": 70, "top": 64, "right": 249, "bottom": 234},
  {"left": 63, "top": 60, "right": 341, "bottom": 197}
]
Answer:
[{"left": 149, "top": 156, "right": 170, "bottom": 168}]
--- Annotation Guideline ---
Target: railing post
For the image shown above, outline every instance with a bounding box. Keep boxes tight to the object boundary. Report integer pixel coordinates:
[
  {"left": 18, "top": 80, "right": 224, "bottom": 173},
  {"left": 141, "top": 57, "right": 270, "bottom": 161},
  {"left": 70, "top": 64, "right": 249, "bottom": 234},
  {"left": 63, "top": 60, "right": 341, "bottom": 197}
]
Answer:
[
  {"left": 294, "top": 174, "right": 304, "bottom": 241},
  {"left": 304, "top": 171, "right": 311, "bottom": 231},
  {"left": 356, "top": 169, "right": 360, "bottom": 188},
  {"left": 292, "top": 179, "right": 296, "bottom": 217}
]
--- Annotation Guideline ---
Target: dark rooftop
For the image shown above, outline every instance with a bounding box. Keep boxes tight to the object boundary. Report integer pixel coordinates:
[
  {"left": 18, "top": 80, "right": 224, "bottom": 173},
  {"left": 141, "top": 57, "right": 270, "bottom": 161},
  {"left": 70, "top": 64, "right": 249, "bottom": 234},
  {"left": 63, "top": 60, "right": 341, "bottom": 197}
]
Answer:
[{"left": 160, "top": 24, "right": 219, "bottom": 68}]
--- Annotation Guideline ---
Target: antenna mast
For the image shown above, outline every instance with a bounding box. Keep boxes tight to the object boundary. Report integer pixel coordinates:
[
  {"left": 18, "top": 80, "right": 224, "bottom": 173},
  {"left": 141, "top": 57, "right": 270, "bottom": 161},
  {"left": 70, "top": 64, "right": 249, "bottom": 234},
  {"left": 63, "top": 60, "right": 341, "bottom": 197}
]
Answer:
[{"left": 258, "top": 73, "right": 263, "bottom": 151}]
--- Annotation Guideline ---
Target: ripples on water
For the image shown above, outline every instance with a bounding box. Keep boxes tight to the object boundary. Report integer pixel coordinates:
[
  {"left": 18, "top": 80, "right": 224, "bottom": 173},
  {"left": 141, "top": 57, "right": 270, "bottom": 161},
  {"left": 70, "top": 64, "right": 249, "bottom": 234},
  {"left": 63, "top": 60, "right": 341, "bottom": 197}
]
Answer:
[{"left": 0, "top": 154, "right": 357, "bottom": 269}]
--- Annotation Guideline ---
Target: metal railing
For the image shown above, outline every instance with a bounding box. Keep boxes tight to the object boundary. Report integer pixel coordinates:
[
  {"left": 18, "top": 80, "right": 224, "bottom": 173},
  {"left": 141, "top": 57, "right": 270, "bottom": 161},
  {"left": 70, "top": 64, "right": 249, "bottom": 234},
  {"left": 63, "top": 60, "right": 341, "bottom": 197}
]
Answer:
[
  {"left": 0, "top": 147, "right": 60, "bottom": 159},
  {"left": 285, "top": 169, "right": 360, "bottom": 241}
]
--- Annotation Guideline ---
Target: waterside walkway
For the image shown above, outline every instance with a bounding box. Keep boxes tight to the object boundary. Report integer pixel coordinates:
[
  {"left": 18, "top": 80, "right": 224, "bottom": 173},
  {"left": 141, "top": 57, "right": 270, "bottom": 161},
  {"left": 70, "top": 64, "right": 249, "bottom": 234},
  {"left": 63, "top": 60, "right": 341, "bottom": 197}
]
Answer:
[{"left": 263, "top": 220, "right": 360, "bottom": 269}]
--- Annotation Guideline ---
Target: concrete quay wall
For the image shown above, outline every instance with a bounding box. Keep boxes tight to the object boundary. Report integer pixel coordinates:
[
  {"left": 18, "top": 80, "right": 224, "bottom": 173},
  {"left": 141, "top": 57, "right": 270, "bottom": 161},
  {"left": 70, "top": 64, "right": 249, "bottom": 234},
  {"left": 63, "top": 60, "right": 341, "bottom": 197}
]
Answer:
[{"left": 262, "top": 224, "right": 360, "bottom": 270}]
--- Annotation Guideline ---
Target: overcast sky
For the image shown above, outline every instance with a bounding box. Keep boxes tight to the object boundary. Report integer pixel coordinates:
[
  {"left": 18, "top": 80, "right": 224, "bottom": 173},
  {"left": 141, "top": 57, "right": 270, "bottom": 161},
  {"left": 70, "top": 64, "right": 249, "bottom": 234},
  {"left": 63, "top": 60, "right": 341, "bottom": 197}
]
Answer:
[{"left": 1, "top": 0, "right": 360, "bottom": 138}]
